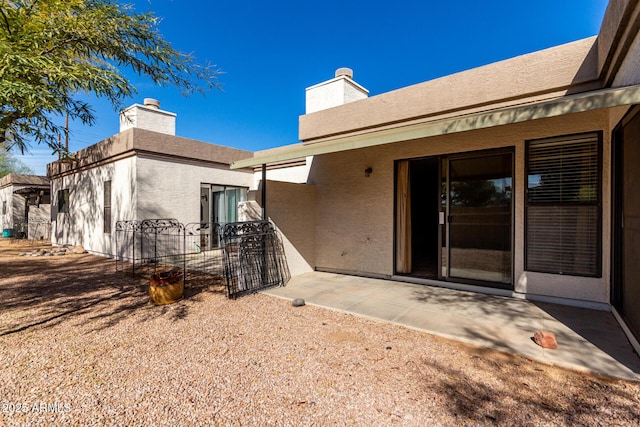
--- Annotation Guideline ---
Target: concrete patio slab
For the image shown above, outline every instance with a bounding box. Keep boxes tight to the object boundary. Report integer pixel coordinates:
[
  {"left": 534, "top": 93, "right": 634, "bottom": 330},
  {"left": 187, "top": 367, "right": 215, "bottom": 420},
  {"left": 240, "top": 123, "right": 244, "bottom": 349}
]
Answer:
[{"left": 263, "top": 271, "right": 640, "bottom": 381}]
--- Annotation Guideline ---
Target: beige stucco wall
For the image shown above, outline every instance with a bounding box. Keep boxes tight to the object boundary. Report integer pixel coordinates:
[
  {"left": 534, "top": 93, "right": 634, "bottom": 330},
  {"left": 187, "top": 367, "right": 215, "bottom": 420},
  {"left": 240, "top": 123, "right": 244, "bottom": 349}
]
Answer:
[
  {"left": 261, "top": 180, "right": 317, "bottom": 277},
  {"left": 597, "top": 0, "right": 640, "bottom": 85},
  {"left": 306, "top": 109, "right": 613, "bottom": 304},
  {"left": 51, "top": 157, "right": 137, "bottom": 256},
  {"left": 300, "top": 37, "right": 600, "bottom": 142},
  {"left": 613, "top": 28, "right": 640, "bottom": 86}
]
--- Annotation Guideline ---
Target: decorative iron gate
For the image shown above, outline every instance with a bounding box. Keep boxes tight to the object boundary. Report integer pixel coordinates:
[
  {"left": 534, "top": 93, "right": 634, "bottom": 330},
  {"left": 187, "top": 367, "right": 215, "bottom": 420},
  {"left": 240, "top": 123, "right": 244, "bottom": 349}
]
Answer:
[
  {"left": 115, "top": 219, "right": 185, "bottom": 278},
  {"left": 220, "top": 220, "right": 290, "bottom": 298}
]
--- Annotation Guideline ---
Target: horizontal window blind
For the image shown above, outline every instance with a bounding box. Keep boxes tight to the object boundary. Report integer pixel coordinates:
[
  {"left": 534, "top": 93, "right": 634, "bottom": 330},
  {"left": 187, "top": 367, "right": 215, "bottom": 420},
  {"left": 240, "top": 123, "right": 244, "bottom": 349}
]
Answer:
[{"left": 526, "top": 132, "right": 601, "bottom": 276}]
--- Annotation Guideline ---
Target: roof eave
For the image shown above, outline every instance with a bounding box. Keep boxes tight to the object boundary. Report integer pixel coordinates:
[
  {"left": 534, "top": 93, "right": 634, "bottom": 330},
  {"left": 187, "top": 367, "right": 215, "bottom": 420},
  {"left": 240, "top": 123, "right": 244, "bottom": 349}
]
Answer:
[{"left": 231, "top": 84, "right": 640, "bottom": 169}]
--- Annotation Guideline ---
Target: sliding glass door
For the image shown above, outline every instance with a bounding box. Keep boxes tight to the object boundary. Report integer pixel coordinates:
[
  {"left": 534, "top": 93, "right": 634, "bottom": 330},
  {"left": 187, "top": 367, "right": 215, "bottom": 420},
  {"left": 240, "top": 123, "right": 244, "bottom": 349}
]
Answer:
[
  {"left": 447, "top": 152, "right": 512, "bottom": 286},
  {"left": 397, "top": 149, "right": 513, "bottom": 288}
]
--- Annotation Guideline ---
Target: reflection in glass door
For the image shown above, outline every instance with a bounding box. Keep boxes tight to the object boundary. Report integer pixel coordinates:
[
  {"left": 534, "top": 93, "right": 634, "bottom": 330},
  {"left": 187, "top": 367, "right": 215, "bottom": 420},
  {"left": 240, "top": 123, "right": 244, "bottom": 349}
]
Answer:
[{"left": 447, "top": 153, "right": 512, "bottom": 285}]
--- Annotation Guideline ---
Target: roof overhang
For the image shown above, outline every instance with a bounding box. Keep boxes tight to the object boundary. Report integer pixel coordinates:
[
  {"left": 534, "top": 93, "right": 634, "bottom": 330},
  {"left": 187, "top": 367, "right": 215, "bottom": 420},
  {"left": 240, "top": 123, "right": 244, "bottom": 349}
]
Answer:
[{"left": 231, "top": 84, "right": 640, "bottom": 169}]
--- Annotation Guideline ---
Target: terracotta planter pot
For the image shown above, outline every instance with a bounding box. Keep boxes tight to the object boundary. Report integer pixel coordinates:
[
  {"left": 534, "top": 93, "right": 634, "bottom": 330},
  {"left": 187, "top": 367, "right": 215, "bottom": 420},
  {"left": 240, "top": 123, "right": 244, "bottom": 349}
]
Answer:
[{"left": 149, "top": 271, "right": 184, "bottom": 305}]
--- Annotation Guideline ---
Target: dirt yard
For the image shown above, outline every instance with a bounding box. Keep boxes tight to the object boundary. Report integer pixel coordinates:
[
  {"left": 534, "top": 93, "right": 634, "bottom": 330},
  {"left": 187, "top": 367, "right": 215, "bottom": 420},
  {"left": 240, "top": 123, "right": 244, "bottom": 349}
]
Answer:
[{"left": 0, "top": 239, "right": 639, "bottom": 426}]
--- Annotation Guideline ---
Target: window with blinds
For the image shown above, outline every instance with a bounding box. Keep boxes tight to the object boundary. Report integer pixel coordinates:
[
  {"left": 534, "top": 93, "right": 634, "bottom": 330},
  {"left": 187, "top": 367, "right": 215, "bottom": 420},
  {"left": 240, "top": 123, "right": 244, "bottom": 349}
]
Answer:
[{"left": 526, "top": 132, "right": 601, "bottom": 277}]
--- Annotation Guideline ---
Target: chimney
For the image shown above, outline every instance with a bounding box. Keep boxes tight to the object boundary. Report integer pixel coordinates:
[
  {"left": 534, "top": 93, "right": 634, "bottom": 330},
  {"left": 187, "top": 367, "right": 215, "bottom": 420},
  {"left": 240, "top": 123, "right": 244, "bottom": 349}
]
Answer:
[
  {"left": 305, "top": 68, "right": 369, "bottom": 114},
  {"left": 119, "top": 98, "right": 177, "bottom": 135}
]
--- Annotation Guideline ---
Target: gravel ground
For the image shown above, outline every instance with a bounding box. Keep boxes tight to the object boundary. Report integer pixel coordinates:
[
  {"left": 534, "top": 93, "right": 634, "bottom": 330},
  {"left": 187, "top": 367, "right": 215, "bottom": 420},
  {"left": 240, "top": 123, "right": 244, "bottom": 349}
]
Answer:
[{"left": 1, "top": 240, "right": 639, "bottom": 426}]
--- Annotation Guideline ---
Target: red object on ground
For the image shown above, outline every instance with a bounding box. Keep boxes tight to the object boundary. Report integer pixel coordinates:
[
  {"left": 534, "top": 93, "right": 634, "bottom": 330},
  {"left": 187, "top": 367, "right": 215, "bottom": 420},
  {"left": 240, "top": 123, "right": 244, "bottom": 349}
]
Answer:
[{"left": 533, "top": 331, "right": 558, "bottom": 349}]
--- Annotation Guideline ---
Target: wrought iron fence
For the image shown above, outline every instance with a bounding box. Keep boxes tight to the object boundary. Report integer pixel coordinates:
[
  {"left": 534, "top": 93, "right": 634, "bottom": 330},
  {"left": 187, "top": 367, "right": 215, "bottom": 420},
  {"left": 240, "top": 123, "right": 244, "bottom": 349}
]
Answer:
[
  {"left": 221, "top": 220, "right": 290, "bottom": 299},
  {"left": 115, "top": 219, "right": 237, "bottom": 294},
  {"left": 115, "top": 219, "right": 185, "bottom": 279}
]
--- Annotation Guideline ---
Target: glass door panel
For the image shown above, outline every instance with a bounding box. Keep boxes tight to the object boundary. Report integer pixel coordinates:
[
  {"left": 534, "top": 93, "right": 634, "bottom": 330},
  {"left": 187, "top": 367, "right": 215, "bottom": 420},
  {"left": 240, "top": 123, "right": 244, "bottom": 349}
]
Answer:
[{"left": 447, "top": 153, "right": 512, "bottom": 285}]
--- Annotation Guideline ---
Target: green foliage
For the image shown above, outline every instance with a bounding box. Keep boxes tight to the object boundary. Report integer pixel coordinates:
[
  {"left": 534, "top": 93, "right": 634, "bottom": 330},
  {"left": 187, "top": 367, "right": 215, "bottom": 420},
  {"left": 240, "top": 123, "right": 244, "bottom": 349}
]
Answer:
[
  {"left": 0, "top": 0, "right": 220, "bottom": 154},
  {"left": 0, "top": 143, "right": 33, "bottom": 177}
]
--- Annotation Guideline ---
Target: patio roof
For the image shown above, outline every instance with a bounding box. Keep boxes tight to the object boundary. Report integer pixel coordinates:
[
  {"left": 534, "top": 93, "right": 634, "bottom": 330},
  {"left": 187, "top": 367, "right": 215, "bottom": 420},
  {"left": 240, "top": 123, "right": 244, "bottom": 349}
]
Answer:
[{"left": 231, "top": 84, "right": 640, "bottom": 169}]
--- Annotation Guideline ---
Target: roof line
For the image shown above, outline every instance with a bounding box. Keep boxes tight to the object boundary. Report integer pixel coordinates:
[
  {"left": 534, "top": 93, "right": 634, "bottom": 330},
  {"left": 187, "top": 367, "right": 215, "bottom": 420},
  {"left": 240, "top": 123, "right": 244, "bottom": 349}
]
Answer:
[{"left": 231, "top": 84, "right": 640, "bottom": 169}]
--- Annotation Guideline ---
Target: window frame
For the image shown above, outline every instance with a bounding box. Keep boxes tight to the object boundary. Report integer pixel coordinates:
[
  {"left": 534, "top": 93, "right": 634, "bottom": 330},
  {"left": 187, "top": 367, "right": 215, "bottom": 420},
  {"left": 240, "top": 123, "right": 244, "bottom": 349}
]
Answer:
[
  {"left": 104, "top": 180, "right": 112, "bottom": 234},
  {"left": 58, "top": 189, "right": 69, "bottom": 214},
  {"left": 524, "top": 131, "right": 603, "bottom": 277}
]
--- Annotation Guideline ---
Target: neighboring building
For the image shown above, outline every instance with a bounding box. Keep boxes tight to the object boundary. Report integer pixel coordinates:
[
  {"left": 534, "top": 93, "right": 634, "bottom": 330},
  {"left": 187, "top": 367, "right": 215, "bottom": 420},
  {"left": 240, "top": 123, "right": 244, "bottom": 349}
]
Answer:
[
  {"left": 47, "top": 99, "right": 255, "bottom": 257},
  {"left": 231, "top": 0, "right": 640, "bottom": 350},
  {"left": 0, "top": 173, "right": 51, "bottom": 240}
]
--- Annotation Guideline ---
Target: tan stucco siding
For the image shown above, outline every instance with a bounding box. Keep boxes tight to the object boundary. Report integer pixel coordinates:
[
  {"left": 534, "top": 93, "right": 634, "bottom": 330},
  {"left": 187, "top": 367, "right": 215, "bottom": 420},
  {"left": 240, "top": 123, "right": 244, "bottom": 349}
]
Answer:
[
  {"left": 308, "top": 109, "right": 612, "bottom": 303},
  {"left": 262, "top": 180, "right": 317, "bottom": 277},
  {"left": 613, "top": 28, "right": 640, "bottom": 86},
  {"left": 135, "top": 155, "right": 253, "bottom": 224},
  {"left": 300, "top": 37, "right": 600, "bottom": 141},
  {"left": 597, "top": 0, "right": 640, "bottom": 85}
]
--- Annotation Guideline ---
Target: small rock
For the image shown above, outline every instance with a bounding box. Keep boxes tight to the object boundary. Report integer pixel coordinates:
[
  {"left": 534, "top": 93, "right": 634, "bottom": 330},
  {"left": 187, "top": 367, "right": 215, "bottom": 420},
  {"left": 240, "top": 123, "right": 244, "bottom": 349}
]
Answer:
[
  {"left": 291, "top": 298, "right": 305, "bottom": 307},
  {"left": 533, "top": 331, "right": 558, "bottom": 349},
  {"left": 385, "top": 346, "right": 392, "bottom": 350},
  {"left": 18, "top": 252, "right": 26, "bottom": 256}
]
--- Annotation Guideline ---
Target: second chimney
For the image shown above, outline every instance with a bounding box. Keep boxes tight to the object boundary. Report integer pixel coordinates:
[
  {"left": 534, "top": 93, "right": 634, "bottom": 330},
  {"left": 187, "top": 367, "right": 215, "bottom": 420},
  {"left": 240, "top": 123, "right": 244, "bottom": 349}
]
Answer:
[
  {"left": 119, "top": 98, "right": 177, "bottom": 135},
  {"left": 305, "top": 68, "right": 369, "bottom": 114}
]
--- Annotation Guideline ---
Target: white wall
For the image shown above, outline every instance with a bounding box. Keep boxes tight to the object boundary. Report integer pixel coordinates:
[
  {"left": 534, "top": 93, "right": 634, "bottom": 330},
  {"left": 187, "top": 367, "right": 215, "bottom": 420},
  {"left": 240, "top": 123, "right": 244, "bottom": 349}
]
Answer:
[
  {"left": 305, "top": 76, "right": 369, "bottom": 114},
  {"left": 136, "top": 154, "right": 253, "bottom": 225},
  {"left": 51, "top": 156, "right": 137, "bottom": 256},
  {"left": 0, "top": 184, "right": 50, "bottom": 236},
  {"left": 50, "top": 154, "right": 254, "bottom": 256},
  {"left": 251, "top": 157, "right": 314, "bottom": 190},
  {"left": 0, "top": 185, "right": 14, "bottom": 231}
]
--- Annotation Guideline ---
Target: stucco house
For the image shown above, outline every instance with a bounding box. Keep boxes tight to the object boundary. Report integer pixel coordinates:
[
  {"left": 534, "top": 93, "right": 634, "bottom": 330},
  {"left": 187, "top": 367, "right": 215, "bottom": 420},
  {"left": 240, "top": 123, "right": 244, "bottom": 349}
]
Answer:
[
  {"left": 0, "top": 173, "right": 51, "bottom": 240},
  {"left": 231, "top": 0, "right": 640, "bottom": 351},
  {"left": 46, "top": 99, "right": 259, "bottom": 257}
]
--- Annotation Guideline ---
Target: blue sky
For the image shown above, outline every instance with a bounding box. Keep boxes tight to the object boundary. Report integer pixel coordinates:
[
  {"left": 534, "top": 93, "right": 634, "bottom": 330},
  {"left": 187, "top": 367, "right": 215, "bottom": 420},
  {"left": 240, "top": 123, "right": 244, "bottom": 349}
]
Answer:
[{"left": 16, "top": 0, "right": 609, "bottom": 175}]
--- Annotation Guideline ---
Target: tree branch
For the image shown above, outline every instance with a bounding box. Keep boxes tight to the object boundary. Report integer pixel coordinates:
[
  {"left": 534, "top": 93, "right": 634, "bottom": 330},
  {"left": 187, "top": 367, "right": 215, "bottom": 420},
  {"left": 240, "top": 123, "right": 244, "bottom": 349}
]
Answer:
[{"left": 0, "top": 6, "right": 12, "bottom": 37}]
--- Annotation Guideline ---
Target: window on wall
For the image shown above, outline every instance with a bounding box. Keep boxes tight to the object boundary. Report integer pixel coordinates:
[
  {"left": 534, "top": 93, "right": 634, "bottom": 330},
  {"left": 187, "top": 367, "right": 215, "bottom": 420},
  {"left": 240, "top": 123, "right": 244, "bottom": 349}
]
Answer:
[
  {"left": 526, "top": 132, "right": 601, "bottom": 277},
  {"left": 2, "top": 200, "right": 6, "bottom": 215},
  {"left": 208, "top": 185, "right": 248, "bottom": 224},
  {"left": 104, "top": 181, "right": 112, "bottom": 234},
  {"left": 58, "top": 189, "right": 69, "bottom": 214}
]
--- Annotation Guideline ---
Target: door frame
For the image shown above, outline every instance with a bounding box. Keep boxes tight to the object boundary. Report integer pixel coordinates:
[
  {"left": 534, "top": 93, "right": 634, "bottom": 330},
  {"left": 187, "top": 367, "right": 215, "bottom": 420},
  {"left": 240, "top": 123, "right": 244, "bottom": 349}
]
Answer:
[
  {"left": 612, "top": 106, "right": 640, "bottom": 318},
  {"left": 394, "top": 147, "right": 515, "bottom": 289}
]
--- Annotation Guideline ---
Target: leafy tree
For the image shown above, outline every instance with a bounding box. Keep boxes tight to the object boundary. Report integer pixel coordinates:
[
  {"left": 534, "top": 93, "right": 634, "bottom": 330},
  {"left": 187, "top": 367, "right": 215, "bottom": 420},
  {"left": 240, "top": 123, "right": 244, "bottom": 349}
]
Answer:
[
  {"left": 0, "top": 143, "right": 33, "bottom": 177},
  {"left": 0, "top": 0, "right": 220, "bottom": 154}
]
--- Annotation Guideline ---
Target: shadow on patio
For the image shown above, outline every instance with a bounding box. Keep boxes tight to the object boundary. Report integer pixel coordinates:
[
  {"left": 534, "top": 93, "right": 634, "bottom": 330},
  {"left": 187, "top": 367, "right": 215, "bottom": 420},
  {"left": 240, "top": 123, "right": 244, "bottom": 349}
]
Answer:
[{"left": 264, "top": 271, "right": 640, "bottom": 381}]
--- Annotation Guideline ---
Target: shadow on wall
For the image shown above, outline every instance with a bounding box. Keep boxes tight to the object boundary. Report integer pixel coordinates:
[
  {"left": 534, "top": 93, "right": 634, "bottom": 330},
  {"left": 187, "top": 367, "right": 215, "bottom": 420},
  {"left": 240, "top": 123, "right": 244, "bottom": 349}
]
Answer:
[{"left": 254, "top": 180, "right": 317, "bottom": 277}]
